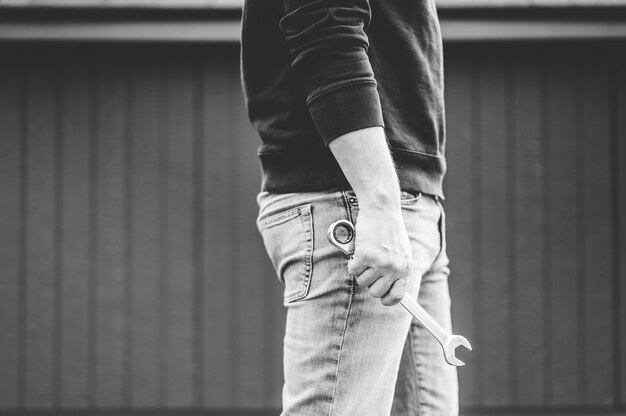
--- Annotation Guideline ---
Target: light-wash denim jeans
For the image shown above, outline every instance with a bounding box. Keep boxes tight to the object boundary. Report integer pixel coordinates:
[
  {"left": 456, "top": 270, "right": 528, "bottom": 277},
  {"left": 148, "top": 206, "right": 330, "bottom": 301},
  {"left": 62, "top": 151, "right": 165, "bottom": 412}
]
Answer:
[{"left": 257, "top": 189, "right": 458, "bottom": 416}]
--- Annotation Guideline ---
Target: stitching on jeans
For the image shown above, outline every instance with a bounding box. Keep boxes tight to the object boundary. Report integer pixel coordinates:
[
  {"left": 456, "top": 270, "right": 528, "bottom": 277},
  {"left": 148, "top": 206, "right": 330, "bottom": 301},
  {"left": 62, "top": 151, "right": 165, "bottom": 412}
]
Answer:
[
  {"left": 297, "top": 206, "right": 314, "bottom": 300},
  {"left": 258, "top": 204, "right": 309, "bottom": 230},
  {"left": 328, "top": 287, "right": 354, "bottom": 416},
  {"left": 341, "top": 191, "right": 357, "bottom": 300},
  {"left": 410, "top": 327, "right": 425, "bottom": 416}
]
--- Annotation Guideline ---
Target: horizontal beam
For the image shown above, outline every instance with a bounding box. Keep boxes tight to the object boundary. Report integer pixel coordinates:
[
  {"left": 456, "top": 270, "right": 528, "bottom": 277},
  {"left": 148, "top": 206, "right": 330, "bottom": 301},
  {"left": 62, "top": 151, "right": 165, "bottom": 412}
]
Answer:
[
  {"left": 0, "top": 0, "right": 242, "bottom": 7},
  {"left": 0, "top": 21, "right": 240, "bottom": 42},
  {"left": 1, "top": 18, "right": 626, "bottom": 42},
  {"left": 0, "top": 408, "right": 623, "bottom": 415},
  {"left": 443, "top": 19, "right": 626, "bottom": 40},
  {"left": 437, "top": 0, "right": 626, "bottom": 7},
  {"left": 0, "top": 0, "right": 625, "bottom": 8}
]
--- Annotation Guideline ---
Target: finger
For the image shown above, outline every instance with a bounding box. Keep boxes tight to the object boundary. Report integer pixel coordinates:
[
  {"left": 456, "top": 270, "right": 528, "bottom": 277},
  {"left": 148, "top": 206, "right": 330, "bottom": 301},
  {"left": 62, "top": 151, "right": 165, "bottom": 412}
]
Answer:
[
  {"left": 380, "top": 277, "right": 408, "bottom": 306},
  {"left": 354, "top": 267, "right": 380, "bottom": 287},
  {"left": 368, "top": 276, "right": 392, "bottom": 298},
  {"left": 347, "top": 255, "right": 369, "bottom": 276}
]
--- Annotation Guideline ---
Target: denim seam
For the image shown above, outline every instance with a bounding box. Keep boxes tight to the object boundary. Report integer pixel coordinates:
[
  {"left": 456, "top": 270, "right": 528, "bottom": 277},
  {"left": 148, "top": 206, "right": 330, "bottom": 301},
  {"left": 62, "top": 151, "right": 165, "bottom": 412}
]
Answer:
[
  {"left": 400, "top": 192, "right": 423, "bottom": 206},
  {"left": 327, "top": 269, "right": 355, "bottom": 416},
  {"left": 410, "top": 328, "right": 426, "bottom": 416},
  {"left": 298, "top": 206, "right": 314, "bottom": 300},
  {"left": 258, "top": 205, "right": 303, "bottom": 230}
]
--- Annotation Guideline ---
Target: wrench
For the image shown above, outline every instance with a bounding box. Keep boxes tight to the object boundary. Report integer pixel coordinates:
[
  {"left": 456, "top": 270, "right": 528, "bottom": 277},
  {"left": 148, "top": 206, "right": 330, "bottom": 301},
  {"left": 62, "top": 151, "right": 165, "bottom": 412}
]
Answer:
[{"left": 327, "top": 219, "right": 472, "bottom": 366}]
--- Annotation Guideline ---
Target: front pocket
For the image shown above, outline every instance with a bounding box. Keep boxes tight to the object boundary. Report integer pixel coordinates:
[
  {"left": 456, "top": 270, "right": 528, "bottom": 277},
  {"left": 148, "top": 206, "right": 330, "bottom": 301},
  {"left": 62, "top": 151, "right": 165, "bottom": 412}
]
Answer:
[
  {"left": 400, "top": 191, "right": 422, "bottom": 206},
  {"left": 258, "top": 204, "right": 313, "bottom": 303}
]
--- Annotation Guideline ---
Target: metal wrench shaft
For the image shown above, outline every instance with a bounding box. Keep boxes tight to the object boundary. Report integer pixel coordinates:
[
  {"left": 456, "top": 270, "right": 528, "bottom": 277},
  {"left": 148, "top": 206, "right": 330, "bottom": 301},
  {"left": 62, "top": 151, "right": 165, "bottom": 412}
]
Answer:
[{"left": 400, "top": 295, "right": 450, "bottom": 346}]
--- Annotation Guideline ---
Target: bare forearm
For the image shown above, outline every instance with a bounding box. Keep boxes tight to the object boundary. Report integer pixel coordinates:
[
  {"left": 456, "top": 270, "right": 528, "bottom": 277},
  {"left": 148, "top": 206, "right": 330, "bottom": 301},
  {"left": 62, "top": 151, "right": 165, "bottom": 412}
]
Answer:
[
  {"left": 329, "top": 126, "right": 412, "bottom": 306},
  {"left": 329, "top": 126, "right": 401, "bottom": 212}
]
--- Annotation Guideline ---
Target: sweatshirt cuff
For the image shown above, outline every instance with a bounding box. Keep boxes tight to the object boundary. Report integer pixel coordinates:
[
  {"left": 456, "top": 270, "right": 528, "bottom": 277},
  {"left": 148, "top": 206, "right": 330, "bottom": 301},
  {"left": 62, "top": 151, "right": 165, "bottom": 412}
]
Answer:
[{"left": 308, "top": 82, "right": 385, "bottom": 146}]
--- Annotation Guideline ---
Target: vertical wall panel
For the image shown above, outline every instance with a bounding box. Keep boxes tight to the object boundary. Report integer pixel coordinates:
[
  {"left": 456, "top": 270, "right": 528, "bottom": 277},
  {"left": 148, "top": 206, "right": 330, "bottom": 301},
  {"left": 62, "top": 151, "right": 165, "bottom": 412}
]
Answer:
[
  {"left": 231, "top": 68, "right": 269, "bottom": 408},
  {"left": 191, "top": 62, "right": 205, "bottom": 408},
  {"left": 202, "top": 59, "right": 236, "bottom": 408},
  {"left": 199, "top": 54, "right": 281, "bottom": 408},
  {"left": 23, "top": 64, "right": 57, "bottom": 408},
  {"left": 580, "top": 63, "right": 614, "bottom": 405},
  {"left": 444, "top": 53, "right": 478, "bottom": 406},
  {"left": 618, "top": 61, "right": 626, "bottom": 407},
  {"left": 225, "top": 72, "right": 245, "bottom": 407},
  {"left": 0, "top": 64, "right": 22, "bottom": 408},
  {"left": 477, "top": 56, "right": 514, "bottom": 406},
  {"left": 545, "top": 57, "right": 582, "bottom": 406},
  {"left": 129, "top": 60, "right": 161, "bottom": 407},
  {"left": 58, "top": 63, "right": 91, "bottom": 407},
  {"left": 162, "top": 62, "right": 196, "bottom": 407},
  {"left": 94, "top": 62, "right": 128, "bottom": 407},
  {"left": 512, "top": 59, "right": 546, "bottom": 405}
]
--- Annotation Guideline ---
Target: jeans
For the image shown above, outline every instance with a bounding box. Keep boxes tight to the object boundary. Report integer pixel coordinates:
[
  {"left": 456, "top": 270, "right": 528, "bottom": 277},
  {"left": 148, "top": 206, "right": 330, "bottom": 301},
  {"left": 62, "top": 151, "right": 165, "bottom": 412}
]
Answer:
[{"left": 257, "top": 190, "right": 458, "bottom": 416}]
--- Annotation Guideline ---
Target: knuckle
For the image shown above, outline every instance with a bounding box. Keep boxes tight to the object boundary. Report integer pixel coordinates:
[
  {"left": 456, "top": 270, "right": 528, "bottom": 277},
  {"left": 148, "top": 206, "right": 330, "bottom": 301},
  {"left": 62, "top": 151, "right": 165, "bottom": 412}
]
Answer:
[
  {"left": 395, "top": 277, "right": 408, "bottom": 291},
  {"left": 380, "top": 298, "right": 392, "bottom": 306},
  {"left": 388, "top": 258, "right": 405, "bottom": 275},
  {"left": 404, "top": 256, "right": 413, "bottom": 274},
  {"left": 356, "top": 273, "right": 373, "bottom": 286},
  {"left": 381, "top": 292, "right": 403, "bottom": 306},
  {"left": 359, "top": 246, "right": 377, "bottom": 261},
  {"left": 369, "top": 286, "right": 384, "bottom": 298},
  {"left": 377, "top": 259, "right": 393, "bottom": 273},
  {"left": 396, "top": 256, "right": 412, "bottom": 276},
  {"left": 348, "top": 257, "right": 364, "bottom": 274},
  {"left": 351, "top": 251, "right": 374, "bottom": 271},
  {"left": 377, "top": 274, "right": 393, "bottom": 287},
  {"left": 351, "top": 250, "right": 365, "bottom": 263}
]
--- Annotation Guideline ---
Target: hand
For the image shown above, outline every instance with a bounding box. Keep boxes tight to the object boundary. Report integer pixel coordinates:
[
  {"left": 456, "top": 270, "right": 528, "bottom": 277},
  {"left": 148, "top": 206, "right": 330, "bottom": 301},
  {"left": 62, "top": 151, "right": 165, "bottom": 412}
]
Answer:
[{"left": 348, "top": 207, "right": 413, "bottom": 306}]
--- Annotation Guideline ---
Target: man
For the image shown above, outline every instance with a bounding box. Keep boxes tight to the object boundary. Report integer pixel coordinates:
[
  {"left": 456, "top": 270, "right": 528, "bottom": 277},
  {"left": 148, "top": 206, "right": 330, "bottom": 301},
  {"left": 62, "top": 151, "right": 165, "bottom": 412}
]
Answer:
[{"left": 240, "top": 0, "right": 458, "bottom": 414}]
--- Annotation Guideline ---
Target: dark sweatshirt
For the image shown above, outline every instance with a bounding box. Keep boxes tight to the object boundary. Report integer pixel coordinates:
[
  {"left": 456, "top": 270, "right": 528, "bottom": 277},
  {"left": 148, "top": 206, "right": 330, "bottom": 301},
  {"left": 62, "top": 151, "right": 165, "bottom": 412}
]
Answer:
[{"left": 240, "top": 0, "right": 446, "bottom": 198}]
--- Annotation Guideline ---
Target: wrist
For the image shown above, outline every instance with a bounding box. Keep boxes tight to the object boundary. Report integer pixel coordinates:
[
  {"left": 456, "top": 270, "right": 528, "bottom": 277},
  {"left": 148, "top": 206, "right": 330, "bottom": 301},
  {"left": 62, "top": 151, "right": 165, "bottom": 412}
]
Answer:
[{"left": 356, "top": 188, "right": 402, "bottom": 213}]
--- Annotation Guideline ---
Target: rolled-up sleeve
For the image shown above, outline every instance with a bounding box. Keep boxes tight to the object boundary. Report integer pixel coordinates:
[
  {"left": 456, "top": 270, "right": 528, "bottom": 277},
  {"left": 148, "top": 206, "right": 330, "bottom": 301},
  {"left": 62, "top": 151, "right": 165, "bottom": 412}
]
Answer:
[{"left": 280, "top": 0, "right": 384, "bottom": 145}]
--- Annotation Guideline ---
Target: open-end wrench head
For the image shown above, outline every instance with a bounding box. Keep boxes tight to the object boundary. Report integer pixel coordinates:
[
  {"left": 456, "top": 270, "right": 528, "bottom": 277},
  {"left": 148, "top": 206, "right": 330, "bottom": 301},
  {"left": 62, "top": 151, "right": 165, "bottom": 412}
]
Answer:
[{"left": 443, "top": 335, "right": 472, "bottom": 367}]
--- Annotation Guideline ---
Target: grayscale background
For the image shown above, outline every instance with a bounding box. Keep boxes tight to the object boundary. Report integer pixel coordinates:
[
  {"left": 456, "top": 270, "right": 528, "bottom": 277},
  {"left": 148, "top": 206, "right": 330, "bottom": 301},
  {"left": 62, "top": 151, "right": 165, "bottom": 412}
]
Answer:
[{"left": 0, "top": 0, "right": 625, "bottom": 415}]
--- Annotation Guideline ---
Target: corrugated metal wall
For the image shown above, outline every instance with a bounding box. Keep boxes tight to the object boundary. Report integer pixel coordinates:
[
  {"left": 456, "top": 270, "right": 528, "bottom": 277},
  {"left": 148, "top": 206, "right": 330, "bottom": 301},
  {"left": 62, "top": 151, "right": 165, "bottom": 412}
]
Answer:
[
  {"left": 445, "top": 44, "right": 625, "bottom": 412},
  {"left": 0, "top": 43, "right": 624, "bottom": 415},
  {"left": 0, "top": 45, "right": 283, "bottom": 411}
]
